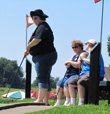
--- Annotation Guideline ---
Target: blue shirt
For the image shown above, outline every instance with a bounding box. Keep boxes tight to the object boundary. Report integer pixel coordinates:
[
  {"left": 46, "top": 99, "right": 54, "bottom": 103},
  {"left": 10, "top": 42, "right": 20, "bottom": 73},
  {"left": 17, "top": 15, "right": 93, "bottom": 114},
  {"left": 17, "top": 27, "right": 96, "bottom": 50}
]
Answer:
[
  {"left": 80, "top": 53, "right": 105, "bottom": 77},
  {"left": 80, "top": 53, "right": 90, "bottom": 76}
]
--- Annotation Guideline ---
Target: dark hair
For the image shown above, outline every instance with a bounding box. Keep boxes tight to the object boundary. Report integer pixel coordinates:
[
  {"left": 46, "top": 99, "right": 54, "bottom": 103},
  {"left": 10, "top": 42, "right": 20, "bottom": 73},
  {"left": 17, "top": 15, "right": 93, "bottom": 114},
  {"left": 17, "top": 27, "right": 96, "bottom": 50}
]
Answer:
[{"left": 39, "top": 16, "right": 46, "bottom": 21}]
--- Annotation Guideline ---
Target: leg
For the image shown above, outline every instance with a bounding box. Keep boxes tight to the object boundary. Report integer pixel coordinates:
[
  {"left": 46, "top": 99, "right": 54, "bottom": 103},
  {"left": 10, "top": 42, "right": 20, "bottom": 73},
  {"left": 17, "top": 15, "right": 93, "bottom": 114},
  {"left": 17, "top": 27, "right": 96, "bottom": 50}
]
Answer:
[
  {"left": 43, "top": 51, "right": 57, "bottom": 105},
  {"left": 77, "top": 83, "right": 85, "bottom": 105},
  {"left": 43, "top": 77, "right": 51, "bottom": 105},
  {"left": 34, "top": 88, "right": 47, "bottom": 103},
  {"left": 67, "top": 84, "right": 77, "bottom": 105},
  {"left": 54, "top": 86, "right": 64, "bottom": 106},
  {"left": 33, "top": 51, "right": 57, "bottom": 105},
  {"left": 67, "top": 77, "right": 79, "bottom": 105},
  {"left": 43, "top": 91, "right": 50, "bottom": 105},
  {"left": 33, "top": 57, "right": 51, "bottom": 104},
  {"left": 77, "top": 74, "right": 89, "bottom": 105},
  {"left": 63, "top": 75, "right": 79, "bottom": 105},
  {"left": 56, "top": 77, "right": 67, "bottom": 99},
  {"left": 69, "top": 84, "right": 77, "bottom": 98},
  {"left": 57, "top": 86, "right": 64, "bottom": 99},
  {"left": 64, "top": 75, "right": 79, "bottom": 98},
  {"left": 78, "top": 83, "right": 85, "bottom": 98},
  {"left": 64, "top": 85, "right": 70, "bottom": 98},
  {"left": 54, "top": 77, "right": 67, "bottom": 106},
  {"left": 63, "top": 85, "right": 71, "bottom": 105},
  {"left": 68, "top": 77, "right": 79, "bottom": 98}
]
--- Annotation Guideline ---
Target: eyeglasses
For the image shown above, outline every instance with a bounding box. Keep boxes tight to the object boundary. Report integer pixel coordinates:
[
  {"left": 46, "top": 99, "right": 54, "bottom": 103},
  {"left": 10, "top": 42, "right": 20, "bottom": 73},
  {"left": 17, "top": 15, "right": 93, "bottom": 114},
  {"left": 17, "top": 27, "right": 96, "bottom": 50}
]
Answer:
[
  {"left": 32, "top": 17, "right": 37, "bottom": 20},
  {"left": 72, "top": 46, "right": 79, "bottom": 49}
]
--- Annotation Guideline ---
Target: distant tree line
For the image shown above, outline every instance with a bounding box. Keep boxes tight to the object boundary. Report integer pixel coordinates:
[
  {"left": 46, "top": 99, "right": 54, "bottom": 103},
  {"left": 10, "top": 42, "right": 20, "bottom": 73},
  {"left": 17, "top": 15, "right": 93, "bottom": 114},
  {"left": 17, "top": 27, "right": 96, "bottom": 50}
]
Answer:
[
  {"left": 32, "top": 76, "right": 59, "bottom": 88},
  {"left": 107, "top": 36, "right": 110, "bottom": 57},
  {"left": 0, "top": 57, "right": 25, "bottom": 88},
  {"left": 107, "top": 36, "right": 110, "bottom": 72}
]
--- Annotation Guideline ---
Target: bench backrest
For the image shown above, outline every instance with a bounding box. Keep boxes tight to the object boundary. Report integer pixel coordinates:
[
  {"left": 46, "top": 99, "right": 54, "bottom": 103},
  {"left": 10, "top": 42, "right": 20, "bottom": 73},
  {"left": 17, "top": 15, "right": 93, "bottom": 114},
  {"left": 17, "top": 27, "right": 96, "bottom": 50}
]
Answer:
[{"left": 88, "top": 42, "right": 101, "bottom": 105}]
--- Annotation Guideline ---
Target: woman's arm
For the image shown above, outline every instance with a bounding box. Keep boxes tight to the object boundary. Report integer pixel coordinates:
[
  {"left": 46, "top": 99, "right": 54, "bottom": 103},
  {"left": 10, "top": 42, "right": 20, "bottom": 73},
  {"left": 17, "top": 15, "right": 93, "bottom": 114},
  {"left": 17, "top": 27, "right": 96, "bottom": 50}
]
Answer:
[
  {"left": 68, "top": 52, "right": 88, "bottom": 68},
  {"left": 64, "top": 55, "right": 75, "bottom": 69},
  {"left": 65, "top": 56, "right": 80, "bottom": 69},
  {"left": 81, "top": 57, "right": 90, "bottom": 64},
  {"left": 24, "top": 38, "right": 42, "bottom": 57},
  {"left": 79, "top": 52, "right": 90, "bottom": 64},
  {"left": 27, "top": 38, "right": 42, "bottom": 51}
]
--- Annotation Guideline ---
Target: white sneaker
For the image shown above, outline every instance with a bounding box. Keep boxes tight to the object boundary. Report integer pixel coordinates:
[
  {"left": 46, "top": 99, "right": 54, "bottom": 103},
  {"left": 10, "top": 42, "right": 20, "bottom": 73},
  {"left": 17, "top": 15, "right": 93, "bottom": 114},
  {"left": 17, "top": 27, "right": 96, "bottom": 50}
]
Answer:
[
  {"left": 63, "top": 101, "right": 70, "bottom": 106},
  {"left": 54, "top": 102, "right": 62, "bottom": 106},
  {"left": 67, "top": 102, "right": 75, "bottom": 106},
  {"left": 78, "top": 102, "right": 84, "bottom": 105}
]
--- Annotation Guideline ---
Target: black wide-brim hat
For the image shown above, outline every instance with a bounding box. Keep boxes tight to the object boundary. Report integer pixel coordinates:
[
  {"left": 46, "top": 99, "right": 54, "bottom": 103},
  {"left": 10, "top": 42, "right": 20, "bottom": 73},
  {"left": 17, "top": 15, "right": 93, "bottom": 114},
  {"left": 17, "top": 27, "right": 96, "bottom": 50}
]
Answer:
[{"left": 30, "top": 9, "right": 48, "bottom": 18}]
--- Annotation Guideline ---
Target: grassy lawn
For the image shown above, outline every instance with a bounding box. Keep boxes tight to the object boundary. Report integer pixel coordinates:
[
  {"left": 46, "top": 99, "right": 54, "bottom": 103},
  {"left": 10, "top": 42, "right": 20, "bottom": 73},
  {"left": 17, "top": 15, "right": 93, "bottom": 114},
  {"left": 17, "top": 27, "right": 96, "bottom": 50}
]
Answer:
[
  {"left": 26, "top": 100, "right": 110, "bottom": 114},
  {"left": 26, "top": 102, "right": 110, "bottom": 114},
  {"left": 0, "top": 87, "right": 56, "bottom": 104},
  {"left": 0, "top": 87, "right": 110, "bottom": 114}
]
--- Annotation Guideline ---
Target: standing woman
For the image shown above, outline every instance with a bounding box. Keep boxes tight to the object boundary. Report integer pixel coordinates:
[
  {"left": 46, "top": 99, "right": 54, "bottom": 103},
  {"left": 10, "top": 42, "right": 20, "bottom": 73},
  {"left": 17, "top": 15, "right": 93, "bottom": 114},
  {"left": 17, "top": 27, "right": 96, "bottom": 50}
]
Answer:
[{"left": 24, "top": 9, "right": 57, "bottom": 105}]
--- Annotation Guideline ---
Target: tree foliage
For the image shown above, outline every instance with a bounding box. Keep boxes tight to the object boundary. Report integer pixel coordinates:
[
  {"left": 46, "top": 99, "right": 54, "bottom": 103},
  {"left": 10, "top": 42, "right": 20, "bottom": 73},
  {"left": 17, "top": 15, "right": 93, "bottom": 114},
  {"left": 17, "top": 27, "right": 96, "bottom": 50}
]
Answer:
[
  {"left": 50, "top": 77, "right": 59, "bottom": 88},
  {"left": 32, "top": 76, "right": 59, "bottom": 88},
  {"left": 107, "top": 36, "right": 110, "bottom": 72},
  {"left": 32, "top": 77, "right": 38, "bottom": 87},
  {"left": 107, "top": 36, "right": 110, "bottom": 57},
  {"left": 0, "top": 57, "right": 25, "bottom": 88}
]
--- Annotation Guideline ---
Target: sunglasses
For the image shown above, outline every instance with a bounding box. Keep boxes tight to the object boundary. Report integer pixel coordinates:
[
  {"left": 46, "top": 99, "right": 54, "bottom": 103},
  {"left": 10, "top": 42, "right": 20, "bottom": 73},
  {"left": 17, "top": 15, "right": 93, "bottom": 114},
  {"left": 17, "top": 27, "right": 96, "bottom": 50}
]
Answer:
[
  {"left": 32, "top": 17, "right": 38, "bottom": 20},
  {"left": 72, "top": 46, "right": 79, "bottom": 49}
]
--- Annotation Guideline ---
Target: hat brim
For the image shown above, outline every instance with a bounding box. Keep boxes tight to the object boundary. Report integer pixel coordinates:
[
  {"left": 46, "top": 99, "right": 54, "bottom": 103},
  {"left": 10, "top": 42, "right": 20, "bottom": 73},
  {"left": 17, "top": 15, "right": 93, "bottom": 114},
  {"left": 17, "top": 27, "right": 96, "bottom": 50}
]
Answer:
[{"left": 30, "top": 11, "right": 48, "bottom": 18}]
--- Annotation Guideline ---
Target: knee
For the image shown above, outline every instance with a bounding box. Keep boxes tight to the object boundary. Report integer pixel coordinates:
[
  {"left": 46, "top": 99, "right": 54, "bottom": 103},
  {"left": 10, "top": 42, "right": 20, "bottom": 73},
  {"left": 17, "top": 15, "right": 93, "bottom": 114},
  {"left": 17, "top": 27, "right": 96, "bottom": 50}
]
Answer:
[
  {"left": 64, "top": 85, "right": 67, "bottom": 88},
  {"left": 68, "top": 84, "right": 76, "bottom": 88},
  {"left": 68, "top": 84, "right": 72, "bottom": 88},
  {"left": 77, "top": 79, "right": 82, "bottom": 86},
  {"left": 77, "top": 80, "right": 85, "bottom": 90},
  {"left": 60, "top": 88, "right": 64, "bottom": 92},
  {"left": 57, "top": 86, "right": 63, "bottom": 92}
]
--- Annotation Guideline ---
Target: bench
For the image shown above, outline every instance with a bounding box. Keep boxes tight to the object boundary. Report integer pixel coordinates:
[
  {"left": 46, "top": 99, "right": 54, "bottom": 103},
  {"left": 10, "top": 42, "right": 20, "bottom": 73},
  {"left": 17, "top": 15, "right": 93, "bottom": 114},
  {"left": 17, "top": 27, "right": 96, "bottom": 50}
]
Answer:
[
  {"left": 85, "top": 81, "right": 110, "bottom": 104},
  {"left": 84, "top": 43, "right": 110, "bottom": 105},
  {"left": 99, "top": 81, "right": 110, "bottom": 104}
]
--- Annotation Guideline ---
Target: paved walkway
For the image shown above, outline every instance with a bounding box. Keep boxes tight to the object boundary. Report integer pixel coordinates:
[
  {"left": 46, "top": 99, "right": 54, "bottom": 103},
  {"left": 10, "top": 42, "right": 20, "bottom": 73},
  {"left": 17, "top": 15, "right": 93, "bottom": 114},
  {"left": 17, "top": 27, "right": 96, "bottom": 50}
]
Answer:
[{"left": 0, "top": 105, "right": 53, "bottom": 114}]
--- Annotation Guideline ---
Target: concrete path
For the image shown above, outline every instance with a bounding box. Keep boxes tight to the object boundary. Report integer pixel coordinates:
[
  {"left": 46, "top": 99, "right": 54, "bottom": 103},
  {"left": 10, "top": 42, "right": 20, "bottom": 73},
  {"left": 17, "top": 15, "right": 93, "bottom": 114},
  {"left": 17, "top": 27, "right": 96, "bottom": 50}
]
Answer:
[{"left": 0, "top": 105, "right": 53, "bottom": 114}]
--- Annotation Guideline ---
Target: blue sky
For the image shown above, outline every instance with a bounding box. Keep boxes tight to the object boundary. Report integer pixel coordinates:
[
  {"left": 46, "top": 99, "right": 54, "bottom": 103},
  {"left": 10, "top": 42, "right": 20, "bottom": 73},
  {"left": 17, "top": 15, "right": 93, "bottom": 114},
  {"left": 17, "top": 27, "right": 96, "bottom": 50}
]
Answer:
[{"left": 0, "top": 0, "right": 110, "bottom": 83}]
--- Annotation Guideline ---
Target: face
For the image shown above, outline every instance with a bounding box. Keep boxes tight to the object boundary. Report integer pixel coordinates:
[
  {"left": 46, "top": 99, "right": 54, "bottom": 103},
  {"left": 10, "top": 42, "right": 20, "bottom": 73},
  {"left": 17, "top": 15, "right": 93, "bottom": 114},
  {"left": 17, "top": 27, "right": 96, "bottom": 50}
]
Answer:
[
  {"left": 32, "top": 16, "right": 41, "bottom": 26},
  {"left": 85, "top": 43, "right": 89, "bottom": 51},
  {"left": 72, "top": 45, "right": 82, "bottom": 54}
]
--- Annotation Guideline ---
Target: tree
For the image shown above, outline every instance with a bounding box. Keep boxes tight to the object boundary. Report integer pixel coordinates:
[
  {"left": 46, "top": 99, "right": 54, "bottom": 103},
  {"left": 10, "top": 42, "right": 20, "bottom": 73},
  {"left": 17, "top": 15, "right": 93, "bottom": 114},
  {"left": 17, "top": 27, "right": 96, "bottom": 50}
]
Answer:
[
  {"left": 107, "top": 36, "right": 110, "bottom": 57},
  {"left": 32, "top": 77, "right": 38, "bottom": 87},
  {"left": 32, "top": 76, "right": 59, "bottom": 88},
  {"left": 50, "top": 77, "right": 59, "bottom": 88},
  {"left": 0, "top": 57, "right": 25, "bottom": 88},
  {"left": 107, "top": 36, "right": 110, "bottom": 72}
]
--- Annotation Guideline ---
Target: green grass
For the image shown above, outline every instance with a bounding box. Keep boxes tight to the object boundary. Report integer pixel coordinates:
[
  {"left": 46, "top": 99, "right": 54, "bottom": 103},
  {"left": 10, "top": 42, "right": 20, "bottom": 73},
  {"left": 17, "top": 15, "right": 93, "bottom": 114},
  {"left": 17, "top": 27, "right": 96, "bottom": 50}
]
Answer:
[
  {"left": 0, "top": 87, "right": 23, "bottom": 103},
  {"left": 0, "top": 87, "right": 110, "bottom": 114},
  {"left": 26, "top": 100, "right": 110, "bottom": 114},
  {"left": 0, "top": 87, "right": 56, "bottom": 104},
  {"left": 0, "top": 87, "right": 33, "bottom": 103}
]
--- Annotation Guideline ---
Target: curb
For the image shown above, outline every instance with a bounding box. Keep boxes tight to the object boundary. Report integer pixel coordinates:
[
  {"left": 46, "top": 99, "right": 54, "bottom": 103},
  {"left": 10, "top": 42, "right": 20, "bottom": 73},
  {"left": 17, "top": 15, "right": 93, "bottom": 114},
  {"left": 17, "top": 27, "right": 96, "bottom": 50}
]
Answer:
[{"left": 0, "top": 102, "right": 45, "bottom": 110}]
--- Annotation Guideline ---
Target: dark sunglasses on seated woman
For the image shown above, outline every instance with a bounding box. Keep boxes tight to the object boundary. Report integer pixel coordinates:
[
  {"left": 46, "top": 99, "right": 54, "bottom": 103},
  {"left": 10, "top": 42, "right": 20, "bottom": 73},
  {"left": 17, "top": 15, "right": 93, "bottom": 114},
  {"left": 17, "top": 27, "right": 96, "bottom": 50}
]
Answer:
[{"left": 72, "top": 46, "right": 79, "bottom": 49}]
